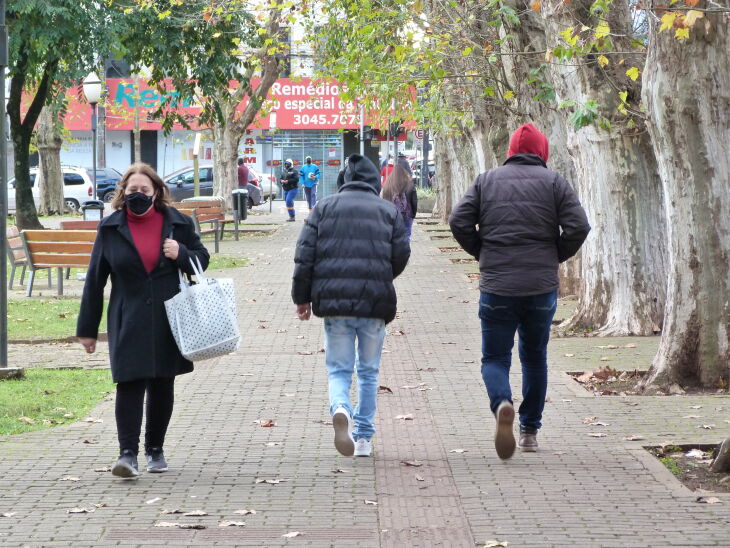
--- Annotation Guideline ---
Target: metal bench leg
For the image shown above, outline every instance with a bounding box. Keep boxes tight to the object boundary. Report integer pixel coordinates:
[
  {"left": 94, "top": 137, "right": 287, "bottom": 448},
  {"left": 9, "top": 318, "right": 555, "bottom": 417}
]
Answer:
[
  {"left": 26, "top": 269, "right": 36, "bottom": 297},
  {"left": 57, "top": 268, "right": 64, "bottom": 296},
  {"left": 65, "top": 267, "right": 71, "bottom": 280},
  {"left": 9, "top": 263, "right": 16, "bottom": 289},
  {"left": 234, "top": 210, "right": 240, "bottom": 241},
  {"left": 47, "top": 268, "right": 52, "bottom": 288},
  {"left": 19, "top": 265, "right": 26, "bottom": 286}
]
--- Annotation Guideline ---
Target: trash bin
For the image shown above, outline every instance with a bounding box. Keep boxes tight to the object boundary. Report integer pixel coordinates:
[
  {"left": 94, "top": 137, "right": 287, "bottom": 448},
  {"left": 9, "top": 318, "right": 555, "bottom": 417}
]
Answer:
[
  {"left": 232, "top": 188, "right": 248, "bottom": 221},
  {"left": 81, "top": 200, "right": 105, "bottom": 221}
]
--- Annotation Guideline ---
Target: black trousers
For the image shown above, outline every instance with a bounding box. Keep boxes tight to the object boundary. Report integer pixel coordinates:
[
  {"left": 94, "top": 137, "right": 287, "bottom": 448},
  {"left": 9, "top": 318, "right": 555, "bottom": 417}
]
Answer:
[{"left": 115, "top": 377, "right": 175, "bottom": 455}]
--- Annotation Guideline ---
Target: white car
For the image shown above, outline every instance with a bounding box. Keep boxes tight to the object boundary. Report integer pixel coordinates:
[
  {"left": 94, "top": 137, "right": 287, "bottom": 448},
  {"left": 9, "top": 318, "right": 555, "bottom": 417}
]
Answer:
[
  {"left": 7, "top": 166, "right": 95, "bottom": 212},
  {"left": 248, "top": 166, "right": 278, "bottom": 200}
]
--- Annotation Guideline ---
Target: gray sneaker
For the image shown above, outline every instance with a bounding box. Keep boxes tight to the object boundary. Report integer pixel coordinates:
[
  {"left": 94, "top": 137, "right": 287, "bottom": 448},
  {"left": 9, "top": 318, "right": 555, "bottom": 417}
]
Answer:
[
  {"left": 494, "top": 401, "right": 516, "bottom": 460},
  {"left": 145, "top": 447, "right": 169, "bottom": 473},
  {"left": 111, "top": 449, "right": 139, "bottom": 478},
  {"left": 519, "top": 432, "right": 538, "bottom": 452}
]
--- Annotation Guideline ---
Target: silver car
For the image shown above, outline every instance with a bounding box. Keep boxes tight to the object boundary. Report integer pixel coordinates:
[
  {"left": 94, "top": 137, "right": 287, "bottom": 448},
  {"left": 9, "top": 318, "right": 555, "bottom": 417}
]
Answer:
[{"left": 163, "top": 164, "right": 265, "bottom": 207}]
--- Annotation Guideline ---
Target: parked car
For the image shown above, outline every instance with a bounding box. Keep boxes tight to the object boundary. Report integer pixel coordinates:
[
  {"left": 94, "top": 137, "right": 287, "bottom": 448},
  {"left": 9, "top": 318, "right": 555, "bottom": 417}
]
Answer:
[
  {"left": 162, "top": 164, "right": 264, "bottom": 208},
  {"left": 248, "top": 166, "right": 278, "bottom": 200},
  {"left": 89, "top": 167, "right": 123, "bottom": 202},
  {"left": 6, "top": 166, "right": 95, "bottom": 212}
]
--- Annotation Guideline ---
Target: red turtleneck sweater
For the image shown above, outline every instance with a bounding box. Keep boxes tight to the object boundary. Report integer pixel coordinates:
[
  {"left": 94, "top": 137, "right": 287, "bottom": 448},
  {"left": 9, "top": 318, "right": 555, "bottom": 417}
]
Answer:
[{"left": 127, "top": 207, "right": 164, "bottom": 273}]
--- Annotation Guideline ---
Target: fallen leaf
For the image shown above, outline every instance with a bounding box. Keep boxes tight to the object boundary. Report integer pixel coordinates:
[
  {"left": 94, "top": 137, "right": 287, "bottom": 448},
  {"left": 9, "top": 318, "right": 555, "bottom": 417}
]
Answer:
[
  {"left": 401, "top": 460, "right": 423, "bottom": 467},
  {"left": 183, "top": 510, "right": 208, "bottom": 516},
  {"left": 283, "top": 393, "right": 295, "bottom": 397},
  {"left": 415, "top": 474, "right": 424, "bottom": 481},
  {"left": 219, "top": 520, "right": 246, "bottom": 527},
  {"left": 587, "top": 433, "right": 607, "bottom": 438},
  {"left": 395, "top": 414, "right": 414, "bottom": 420},
  {"left": 699, "top": 424, "right": 715, "bottom": 429},
  {"left": 364, "top": 500, "right": 378, "bottom": 506},
  {"left": 315, "top": 419, "right": 332, "bottom": 425},
  {"left": 178, "top": 524, "right": 207, "bottom": 529},
  {"left": 562, "top": 399, "right": 573, "bottom": 403},
  {"left": 2, "top": 512, "right": 17, "bottom": 517},
  {"left": 624, "top": 435, "right": 645, "bottom": 441},
  {"left": 82, "top": 440, "right": 98, "bottom": 444},
  {"left": 331, "top": 469, "right": 349, "bottom": 474},
  {"left": 588, "top": 422, "right": 610, "bottom": 427},
  {"left": 296, "top": 335, "right": 304, "bottom": 339},
  {"left": 265, "top": 442, "right": 282, "bottom": 447},
  {"left": 63, "top": 413, "right": 74, "bottom": 418},
  {"left": 93, "top": 467, "right": 111, "bottom": 473},
  {"left": 576, "top": 371, "right": 593, "bottom": 383},
  {"left": 94, "top": 503, "right": 108, "bottom": 508},
  {"left": 59, "top": 476, "right": 80, "bottom": 482},
  {"left": 257, "top": 325, "right": 267, "bottom": 329},
  {"left": 146, "top": 497, "right": 162, "bottom": 504},
  {"left": 82, "top": 417, "right": 103, "bottom": 423},
  {"left": 689, "top": 405, "right": 703, "bottom": 409},
  {"left": 582, "top": 416, "right": 598, "bottom": 424},
  {"left": 297, "top": 350, "right": 313, "bottom": 355},
  {"left": 160, "top": 508, "right": 183, "bottom": 515},
  {"left": 450, "top": 448, "right": 467, "bottom": 454},
  {"left": 683, "top": 415, "right": 702, "bottom": 419},
  {"left": 483, "top": 541, "right": 509, "bottom": 548},
  {"left": 255, "top": 419, "right": 276, "bottom": 427},
  {"left": 283, "top": 531, "right": 303, "bottom": 538},
  {"left": 255, "top": 478, "right": 284, "bottom": 484},
  {"left": 154, "top": 521, "right": 178, "bottom": 527},
  {"left": 463, "top": 359, "right": 475, "bottom": 363},
  {"left": 68, "top": 507, "right": 95, "bottom": 514},
  {"left": 553, "top": 451, "right": 565, "bottom": 455},
  {"left": 624, "top": 343, "right": 637, "bottom": 348},
  {"left": 695, "top": 496, "right": 722, "bottom": 504},
  {"left": 234, "top": 509, "right": 257, "bottom": 515},
  {"left": 17, "top": 417, "right": 35, "bottom": 425},
  {"left": 686, "top": 449, "right": 706, "bottom": 458},
  {"left": 378, "top": 385, "right": 393, "bottom": 394},
  {"left": 564, "top": 353, "right": 575, "bottom": 357}
]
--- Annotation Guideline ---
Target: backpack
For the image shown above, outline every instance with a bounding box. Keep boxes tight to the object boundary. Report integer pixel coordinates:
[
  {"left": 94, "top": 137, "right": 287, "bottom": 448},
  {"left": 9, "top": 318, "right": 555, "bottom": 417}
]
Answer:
[{"left": 393, "top": 192, "right": 411, "bottom": 223}]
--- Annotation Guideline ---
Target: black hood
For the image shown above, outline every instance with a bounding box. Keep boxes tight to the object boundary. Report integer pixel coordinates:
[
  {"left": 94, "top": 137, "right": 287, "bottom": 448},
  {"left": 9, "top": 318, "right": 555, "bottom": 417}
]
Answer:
[{"left": 344, "top": 154, "right": 380, "bottom": 192}]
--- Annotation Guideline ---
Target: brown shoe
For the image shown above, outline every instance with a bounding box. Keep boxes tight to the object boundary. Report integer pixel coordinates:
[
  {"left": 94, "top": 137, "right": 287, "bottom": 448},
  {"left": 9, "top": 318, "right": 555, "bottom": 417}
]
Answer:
[
  {"left": 518, "top": 431, "right": 538, "bottom": 452},
  {"left": 494, "top": 401, "right": 516, "bottom": 460}
]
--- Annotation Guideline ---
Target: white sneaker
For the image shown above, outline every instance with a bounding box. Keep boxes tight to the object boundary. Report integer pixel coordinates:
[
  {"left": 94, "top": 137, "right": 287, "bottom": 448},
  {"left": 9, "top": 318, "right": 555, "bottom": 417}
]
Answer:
[
  {"left": 332, "top": 407, "right": 355, "bottom": 456},
  {"left": 354, "top": 438, "right": 372, "bottom": 457}
]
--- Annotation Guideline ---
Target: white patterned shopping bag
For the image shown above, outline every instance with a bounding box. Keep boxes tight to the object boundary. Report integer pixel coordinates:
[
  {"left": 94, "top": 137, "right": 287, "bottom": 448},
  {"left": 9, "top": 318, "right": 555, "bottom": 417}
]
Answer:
[{"left": 164, "top": 257, "right": 241, "bottom": 361}]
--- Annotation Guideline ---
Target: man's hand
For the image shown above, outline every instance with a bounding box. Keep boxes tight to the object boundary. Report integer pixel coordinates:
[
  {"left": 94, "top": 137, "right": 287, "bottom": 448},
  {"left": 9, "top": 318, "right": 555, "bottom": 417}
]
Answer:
[
  {"left": 78, "top": 337, "right": 97, "bottom": 354},
  {"left": 296, "top": 303, "right": 312, "bottom": 321}
]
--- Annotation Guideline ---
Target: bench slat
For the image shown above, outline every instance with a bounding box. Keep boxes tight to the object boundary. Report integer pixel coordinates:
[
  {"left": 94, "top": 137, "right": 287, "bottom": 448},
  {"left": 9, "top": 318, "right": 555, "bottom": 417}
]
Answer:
[
  {"left": 27, "top": 242, "right": 95, "bottom": 253},
  {"left": 23, "top": 230, "right": 97, "bottom": 242},
  {"left": 30, "top": 255, "right": 91, "bottom": 267},
  {"left": 59, "top": 221, "right": 99, "bottom": 230}
]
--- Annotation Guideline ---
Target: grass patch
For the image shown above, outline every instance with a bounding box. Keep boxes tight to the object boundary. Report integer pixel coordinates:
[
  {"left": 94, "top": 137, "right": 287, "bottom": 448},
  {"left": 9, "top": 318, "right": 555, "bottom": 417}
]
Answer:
[
  {"left": 660, "top": 457, "right": 682, "bottom": 477},
  {"left": 416, "top": 187, "right": 436, "bottom": 199},
  {"left": 8, "top": 297, "right": 106, "bottom": 340},
  {"left": 0, "top": 369, "right": 113, "bottom": 436},
  {"left": 208, "top": 255, "right": 249, "bottom": 270}
]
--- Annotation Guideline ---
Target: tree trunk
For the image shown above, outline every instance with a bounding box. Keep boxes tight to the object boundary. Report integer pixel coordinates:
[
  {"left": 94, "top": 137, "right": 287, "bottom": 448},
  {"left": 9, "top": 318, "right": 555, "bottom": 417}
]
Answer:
[
  {"left": 541, "top": 0, "right": 667, "bottom": 335},
  {"left": 212, "top": 111, "right": 242, "bottom": 210},
  {"left": 710, "top": 437, "right": 730, "bottom": 474},
  {"left": 641, "top": 3, "right": 730, "bottom": 388},
  {"left": 36, "top": 106, "right": 65, "bottom": 216}
]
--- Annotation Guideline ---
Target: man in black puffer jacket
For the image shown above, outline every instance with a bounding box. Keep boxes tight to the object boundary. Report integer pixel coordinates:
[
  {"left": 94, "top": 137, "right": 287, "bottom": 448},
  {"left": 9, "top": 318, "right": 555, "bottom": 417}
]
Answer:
[
  {"left": 450, "top": 123, "right": 590, "bottom": 460},
  {"left": 292, "top": 154, "right": 410, "bottom": 458}
]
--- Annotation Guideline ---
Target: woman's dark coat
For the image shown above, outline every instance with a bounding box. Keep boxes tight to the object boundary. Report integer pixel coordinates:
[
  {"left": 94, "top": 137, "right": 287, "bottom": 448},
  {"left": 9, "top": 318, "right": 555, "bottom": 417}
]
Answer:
[{"left": 77, "top": 207, "right": 210, "bottom": 383}]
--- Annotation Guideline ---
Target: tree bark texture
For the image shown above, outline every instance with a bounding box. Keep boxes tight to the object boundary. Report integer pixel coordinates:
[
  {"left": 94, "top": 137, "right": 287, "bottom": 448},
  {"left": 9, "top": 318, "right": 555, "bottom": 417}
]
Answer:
[
  {"left": 541, "top": 0, "right": 667, "bottom": 335},
  {"left": 213, "top": 111, "right": 240, "bottom": 209},
  {"left": 642, "top": 4, "right": 730, "bottom": 388},
  {"left": 36, "top": 106, "right": 65, "bottom": 216}
]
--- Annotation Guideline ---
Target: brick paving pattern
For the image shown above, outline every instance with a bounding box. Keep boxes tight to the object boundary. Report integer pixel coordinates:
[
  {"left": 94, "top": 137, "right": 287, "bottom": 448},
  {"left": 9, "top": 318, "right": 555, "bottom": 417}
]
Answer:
[{"left": 0, "top": 202, "right": 728, "bottom": 547}]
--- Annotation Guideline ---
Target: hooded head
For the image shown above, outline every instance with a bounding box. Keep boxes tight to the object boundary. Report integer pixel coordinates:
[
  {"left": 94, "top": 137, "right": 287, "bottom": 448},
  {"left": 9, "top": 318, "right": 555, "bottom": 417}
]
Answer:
[
  {"left": 237, "top": 157, "right": 244, "bottom": 165},
  {"left": 507, "top": 123, "right": 549, "bottom": 163},
  {"left": 344, "top": 154, "right": 380, "bottom": 192},
  {"left": 284, "top": 158, "right": 293, "bottom": 168},
  {"left": 305, "top": 156, "right": 312, "bottom": 164}
]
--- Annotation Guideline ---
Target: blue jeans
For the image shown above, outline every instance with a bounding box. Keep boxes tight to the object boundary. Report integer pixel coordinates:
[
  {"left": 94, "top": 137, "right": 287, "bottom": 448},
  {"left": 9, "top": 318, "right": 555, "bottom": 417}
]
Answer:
[
  {"left": 323, "top": 317, "right": 386, "bottom": 441},
  {"left": 284, "top": 188, "right": 298, "bottom": 218},
  {"left": 479, "top": 290, "right": 557, "bottom": 431},
  {"left": 304, "top": 185, "right": 317, "bottom": 209},
  {"left": 404, "top": 217, "right": 413, "bottom": 239}
]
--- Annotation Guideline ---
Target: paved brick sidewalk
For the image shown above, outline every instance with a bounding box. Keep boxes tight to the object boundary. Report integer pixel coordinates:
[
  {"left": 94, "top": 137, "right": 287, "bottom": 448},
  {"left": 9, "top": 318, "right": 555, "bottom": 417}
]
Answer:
[{"left": 0, "top": 204, "right": 728, "bottom": 547}]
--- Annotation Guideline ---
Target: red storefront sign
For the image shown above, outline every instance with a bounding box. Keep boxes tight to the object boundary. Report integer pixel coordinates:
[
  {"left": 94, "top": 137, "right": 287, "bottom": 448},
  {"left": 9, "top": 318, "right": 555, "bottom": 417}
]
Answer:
[{"left": 27, "top": 78, "right": 364, "bottom": 131}]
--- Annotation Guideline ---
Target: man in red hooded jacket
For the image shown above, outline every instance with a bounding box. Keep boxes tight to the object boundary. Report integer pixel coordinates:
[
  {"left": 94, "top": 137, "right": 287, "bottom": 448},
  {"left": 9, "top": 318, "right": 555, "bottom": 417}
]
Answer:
[{"left": 449, "top": 123, "right": 590, "bottom": 459}]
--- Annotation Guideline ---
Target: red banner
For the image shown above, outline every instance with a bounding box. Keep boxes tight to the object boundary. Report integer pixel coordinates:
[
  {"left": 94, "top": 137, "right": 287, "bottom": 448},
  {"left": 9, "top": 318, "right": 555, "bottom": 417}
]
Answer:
[{"left": 24, "top": 78, "right": 366, "bottom": 132}]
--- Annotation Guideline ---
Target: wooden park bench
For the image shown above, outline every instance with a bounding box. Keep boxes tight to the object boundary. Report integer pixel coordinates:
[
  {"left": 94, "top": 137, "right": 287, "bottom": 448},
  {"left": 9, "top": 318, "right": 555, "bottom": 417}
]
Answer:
[
  {"left": 20, "top": 230, "right": 97, "bottom": 296},
  {"left": 59, "top": 220, "right": 100, "bottom": 230},
  {"left": 172, "top": 199, "right": 227, "bottom": 253},
  {"left": 6, "top": 226, "right": 51, "bottom": 290}
]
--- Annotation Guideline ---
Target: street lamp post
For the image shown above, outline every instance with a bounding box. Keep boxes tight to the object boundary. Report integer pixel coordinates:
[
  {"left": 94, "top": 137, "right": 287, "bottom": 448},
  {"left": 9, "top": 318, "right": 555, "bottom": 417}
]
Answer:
[{"left": 82, "top": 72, "right": 101, "bottom": 203}]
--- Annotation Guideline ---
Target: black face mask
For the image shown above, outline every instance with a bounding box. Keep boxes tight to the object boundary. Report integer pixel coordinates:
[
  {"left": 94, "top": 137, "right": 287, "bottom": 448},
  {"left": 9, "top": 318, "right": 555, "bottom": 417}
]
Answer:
[{"left": 125, "top": 192, "right": 154, "bottom": 215}]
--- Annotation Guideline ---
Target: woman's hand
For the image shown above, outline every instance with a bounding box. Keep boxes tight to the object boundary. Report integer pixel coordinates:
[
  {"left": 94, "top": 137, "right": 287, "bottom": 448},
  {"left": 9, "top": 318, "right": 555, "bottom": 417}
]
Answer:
[
  {"left": 163, "top": 238, "right": 180, "bottom": 260},
  {"left": 78, "top": 337, "right": 97, "bottom": 354}
]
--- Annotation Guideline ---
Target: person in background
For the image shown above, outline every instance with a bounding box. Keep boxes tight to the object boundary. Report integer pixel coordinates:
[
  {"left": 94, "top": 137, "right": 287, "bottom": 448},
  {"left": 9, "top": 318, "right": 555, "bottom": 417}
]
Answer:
[
  {"left": 292, "top": 154, "right": 410, "bottom": 458},
  {"left": 280, "top": 159, "right": 299, "bottom": 222},
  {"left": 299, "top": 156, "right": 321, "bottom": 211},
  {"left": 77, "top": 163, "right": 210, "bottom": 478},
  {"left": 449, "top": 123, "right": 590, "bottom": 460},
  {"left": 397, "top": 152, "right": 412, "bottom": 175},
  {"left": 382, "top": 165, "right": 418, "bottom": 240},
  {"left": 237, "top": 158, "right": 249, "bottom": 188},
  {"left": 380, "top": 157, "right": 395, "bottom": 185}
]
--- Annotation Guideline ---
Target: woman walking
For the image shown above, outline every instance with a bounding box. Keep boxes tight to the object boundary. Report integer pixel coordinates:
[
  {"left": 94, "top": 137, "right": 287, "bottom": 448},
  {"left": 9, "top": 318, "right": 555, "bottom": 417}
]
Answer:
[
  {"left": 77, "top": 163, "right": 209, "bottom": 478},
  {"left": 382, "top": 165, "right": 418, "bottom": 239}
]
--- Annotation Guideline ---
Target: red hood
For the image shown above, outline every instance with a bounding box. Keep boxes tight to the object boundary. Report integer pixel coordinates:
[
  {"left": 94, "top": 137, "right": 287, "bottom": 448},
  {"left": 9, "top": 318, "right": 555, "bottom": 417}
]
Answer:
[{"left": 508, "top": 123, "right": 549, "bottom": 163}]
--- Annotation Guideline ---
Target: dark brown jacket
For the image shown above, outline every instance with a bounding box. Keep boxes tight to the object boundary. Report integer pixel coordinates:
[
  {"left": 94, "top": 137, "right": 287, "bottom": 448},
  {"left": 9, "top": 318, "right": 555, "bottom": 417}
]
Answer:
[{"left": 449, "top": 154, "right": 590, "bottom": 296}]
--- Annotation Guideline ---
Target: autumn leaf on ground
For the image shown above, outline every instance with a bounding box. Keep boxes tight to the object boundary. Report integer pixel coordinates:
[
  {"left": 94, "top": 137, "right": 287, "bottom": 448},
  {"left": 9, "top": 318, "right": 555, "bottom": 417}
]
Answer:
[
  {"left": 154, "top": 521, "right": 178, "bottom": 527},
  {"left": 265, "top": 442, "right": 282, "bottom": 447},
  {"left": 401, "top": 460, "right": 423, "bottom": 467},
  {"left": 68, "top": 507, "right": 95, "bottom": 514},
  {"left": 256, "top": 478, "right": 285, "bottom": 484},
  {"left": 219, "top": 521, "right": 246, "bottom": 527},
  {"left": 588, "top": 422, "right": 610, "bottom": 427},
  {"left": 83, "top": 417, "right": 103, "bottom": 423},
  {"left": 415, "top": 474, "right": 425, "bottom": 481},
  {"left": 82, "top": 440, "right": 98, "bottom": 444},
  {"left": 93, "top": 467, "right": 111, "bottom": 472},
  {"left": 484, "top": 541, "right": 509, "bottom": 547},
  {"left": 331, "top": 469, "right": 349, "bottom": 474},
  {"left": 699, "top": 424, "right": 715, "bottom": 429},
  {"left": 146, "top": 498, "right": 162, "bottom": 504},
  {"left": 378, "top": 385, "right": 393, "bottom": 394},
  {"left": 183, "top": 510, "right": 207, "bottom": 516},
  {"left": 564, "top": 353, "right": 575, "bottom": 357},
  {"left": 1, "top": 512, "right": 16, "bottom": 517},
  {"left": 624, "top": 343, "right": 637, "bottom": 348},
  {"left": 530, "top": 0, "right": 541, "bottom": 12},
  {"left": 686, "top": 449, "right": 706, "bottom": 458},
  {"left": 364, "top": 500, "right": 378, "bottom": 506},
  {"left": 254, "top": 419, "right": 276, "bottom": 427},
  {"left": 582, "top": 416, "right": 598, "bottom": 424},
  {"left": 283, "top": 531, "right": 303, "bottom": 538},
  {"left": 450, "top": 448, "right": 467, "bottom": 453},
  {"left": 395, "top": 414, "right": 414, "bottom": 420},
  {"left": 588, "top": 433, "right": 607, "bottom": 438},
  {"left": 17, "top": 417, "right": 35, "bottom": 425},
  {"left": 234, "top": 509, "right": 257, "bottom": 515},
  {"left": 297, "top": 350, "right": 313, "bottom": 355},
  {"left": 180, "top": 524, "right": 207, "bottom": 530},
  {"left": 160, "top": 509, "right": 183, "bottom": 515},
  {"left": 689, "top": 405, "right": 703, "bottom": 409},
  {"left": 624, "top": 435, "right": 645, "bottom": 441},
  {"left": 695, "top": 496, "right": 722, "bottom": 504},
  {"left": 58, "top": 476, "right": 80, "bottom": 482}
]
